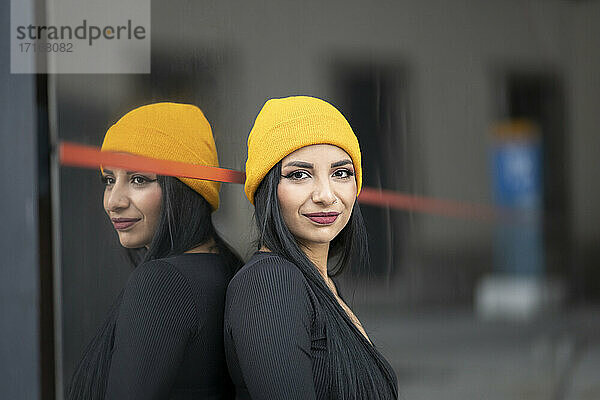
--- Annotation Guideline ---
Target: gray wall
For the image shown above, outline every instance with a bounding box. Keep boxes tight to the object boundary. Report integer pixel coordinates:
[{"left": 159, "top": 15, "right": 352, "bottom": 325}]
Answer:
[
  {"left": 0, "top": 0, "right": 41, "bottom": 398},
  {"left": 569, "top": 1, "right": 600, "bottom": 297},
  {"left": 570, "top": 1, "right": 600, "bottom": 247}
]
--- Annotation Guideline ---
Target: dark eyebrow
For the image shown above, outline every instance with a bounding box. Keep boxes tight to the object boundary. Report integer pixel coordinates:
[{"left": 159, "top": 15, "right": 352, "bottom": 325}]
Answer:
[
  {"left": 102, "top": 170, "right": 150, "bottom": 176},
  {"left": 331, "top": 159, "right": 353, "bottom": 168},
  {"left": 283, "top": 161, "right": 313, "bottom": 169}
]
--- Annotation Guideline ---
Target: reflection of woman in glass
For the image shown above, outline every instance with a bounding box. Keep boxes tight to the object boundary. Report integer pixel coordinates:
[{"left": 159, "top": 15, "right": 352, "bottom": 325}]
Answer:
[
  {"left": 224, "top": 96, "right": 398, "bottom": 399},
  {"left": 68, "top": 103, "right": 240, "bottom": 400}
]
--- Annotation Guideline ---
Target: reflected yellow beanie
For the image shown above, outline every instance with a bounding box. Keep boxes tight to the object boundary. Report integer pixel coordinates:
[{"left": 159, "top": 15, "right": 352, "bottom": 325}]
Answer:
[
  {"left": 101, "top": 102, "right": 221, "bottom": 211},
  {"left": 244, "top": 96, "right": 362, "bottom": 205}
]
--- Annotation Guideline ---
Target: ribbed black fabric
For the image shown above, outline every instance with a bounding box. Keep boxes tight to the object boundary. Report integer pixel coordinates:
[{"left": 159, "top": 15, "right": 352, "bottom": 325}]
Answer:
[
  {"left": 224, "top": 252, "right": 398, "bottom": 400},
  {"left": 68, "top": 253, "right": 234, "bottom": 400}
]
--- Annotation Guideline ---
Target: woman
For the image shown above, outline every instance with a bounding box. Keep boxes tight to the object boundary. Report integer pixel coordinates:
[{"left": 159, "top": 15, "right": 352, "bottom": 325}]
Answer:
[
  {"left": 224, "top": 96, "right": 398, "bottom": 399},
  {"left": 68, "top": 102, "right": 240, "bottom": 400}
]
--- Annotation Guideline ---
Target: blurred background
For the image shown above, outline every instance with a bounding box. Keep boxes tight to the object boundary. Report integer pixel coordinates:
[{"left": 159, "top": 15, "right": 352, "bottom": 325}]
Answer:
[{"left": 2, "top": 0, "right": 599, "bottom": 399}]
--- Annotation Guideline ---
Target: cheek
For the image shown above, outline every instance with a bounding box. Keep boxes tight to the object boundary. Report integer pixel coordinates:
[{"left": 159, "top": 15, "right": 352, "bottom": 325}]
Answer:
[
  {"left": 335, "top": 177, "right": 357, "bottom": 205},
  {"left": 145, "top": 189, "right": 163, "bottom": 222},
  {"left": 277, "top": 182, "right": 303, "bottom": 223},
  {"left": 102, "top": 190, "right": 110, "bottom": 214},
  {"left": 133, "top": 186, "right": 162, "bottom": 223},
  {"left": 336, "top": 180, "right": 357, "bottom": 225},
  {"left": 339, "top": 182, "right": 357, "bottom": 205}
]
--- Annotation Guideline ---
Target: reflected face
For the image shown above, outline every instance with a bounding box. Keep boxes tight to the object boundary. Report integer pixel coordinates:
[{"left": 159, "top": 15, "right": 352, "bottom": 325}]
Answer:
[
  {"left": 102, "top": 168, "right": 162, "bottom": 248},
  {"left": 277, "top": 144, "right": 357, "bottom": 248}
]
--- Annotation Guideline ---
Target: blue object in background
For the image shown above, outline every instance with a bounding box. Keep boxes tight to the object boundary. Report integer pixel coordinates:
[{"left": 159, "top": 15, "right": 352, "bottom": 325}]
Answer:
[{"left": 491, "top": 123, "right": 544, "bottom": 276}]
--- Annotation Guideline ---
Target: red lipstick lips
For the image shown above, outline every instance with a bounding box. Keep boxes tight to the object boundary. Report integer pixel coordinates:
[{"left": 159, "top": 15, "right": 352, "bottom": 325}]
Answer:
[
  {"left": 303, "top": 212, "right": 340, "bottom": 225},
  {"left": 112, "top": 217, "right": 140, "bottom": 230}
]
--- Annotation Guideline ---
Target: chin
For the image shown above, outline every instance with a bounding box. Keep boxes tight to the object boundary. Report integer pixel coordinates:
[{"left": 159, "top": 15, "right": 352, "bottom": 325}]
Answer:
[
  {"left": 119, "top": 241, "right": 141, "bottom": 249},
  {"left": 117, "top": 234, "right": 146, "bottom": 249},
  {"left": 297, "top": 232, "right": 339, "bottom": 246},
  {"left": 311, "top": 227, "right": 344, "bottom": 242}
]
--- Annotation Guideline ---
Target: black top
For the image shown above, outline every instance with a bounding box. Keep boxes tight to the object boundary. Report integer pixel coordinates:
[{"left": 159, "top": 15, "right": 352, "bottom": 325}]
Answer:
[
  {"left": 103, "top": 253, "right": 234, "bottom": 400},
  {"left": 224, "top": 252, "right": 397, "bottom": 400}
]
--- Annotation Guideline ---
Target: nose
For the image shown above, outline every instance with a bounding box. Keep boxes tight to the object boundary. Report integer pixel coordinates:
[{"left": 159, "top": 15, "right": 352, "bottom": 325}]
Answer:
[
  {"left": 105, "top": 182, "right": 130, "bottom": 212},
  {"left": 311, "top": 176, "right": 338, "bottom": 206}
]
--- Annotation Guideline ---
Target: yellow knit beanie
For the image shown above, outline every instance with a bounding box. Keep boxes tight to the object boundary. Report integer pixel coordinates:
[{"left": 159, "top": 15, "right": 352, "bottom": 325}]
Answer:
[
  {"left": 244, "top": 96, "right": 362, "bottom": 205},
  {"left": 101, "top": 102, "right": 221, "bottom": 211}
]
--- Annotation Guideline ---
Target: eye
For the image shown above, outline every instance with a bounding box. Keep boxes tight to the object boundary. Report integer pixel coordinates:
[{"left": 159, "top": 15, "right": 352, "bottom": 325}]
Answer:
[
  {"left": 332, "top": 169, "right": 354, "bottom": 179},
  {"left": 131, "top": 175, "right": 150, "bottom": 185},
  {"left": 101, "top": 175, "right": 115, "bottom": 186},
  {"left": 283, "top": 170, "right": 311, "bottom": 181}
]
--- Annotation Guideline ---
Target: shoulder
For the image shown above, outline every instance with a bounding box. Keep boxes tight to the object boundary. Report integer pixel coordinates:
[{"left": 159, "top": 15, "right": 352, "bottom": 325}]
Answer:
[
  {"left": 225, "top": 253, "right": 315, "bottom": 330},
  {"left": 229, "top": 253, "right": 305, "bottom": 290},
  {"left": 121, "top": 258, "right": 196, "bottom": 313},
  {"left": 114, "top": 259, "right": 200, "bottom": 340},
  {"left": 126, "top": 258, "right": 188, "bottom": 290},
  {"left": 226, "top": 252, "right": 310, "bottom": 306},
  {"left": 160, "top": 253, "right": 230, "bottom": 284}
]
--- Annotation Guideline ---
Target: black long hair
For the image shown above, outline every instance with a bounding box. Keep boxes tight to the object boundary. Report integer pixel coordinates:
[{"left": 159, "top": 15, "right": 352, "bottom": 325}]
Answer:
[
  {"left": 254, "top": 163, "right": 398, "bottom": 399},
  {"left": 128, "top": 175, "right": 241, "bottom": 274},
  {"left": 67, "top": 176, "right": 241, "bottom": 400}
]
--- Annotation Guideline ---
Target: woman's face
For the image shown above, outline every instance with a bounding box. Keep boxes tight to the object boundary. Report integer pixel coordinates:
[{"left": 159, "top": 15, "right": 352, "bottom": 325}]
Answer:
[
  {"left": 277, "top": 144, "right": 357, "bottom": 248},
  {"left": 102, "top": 168, "right": 162, "bottom": 248}
]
